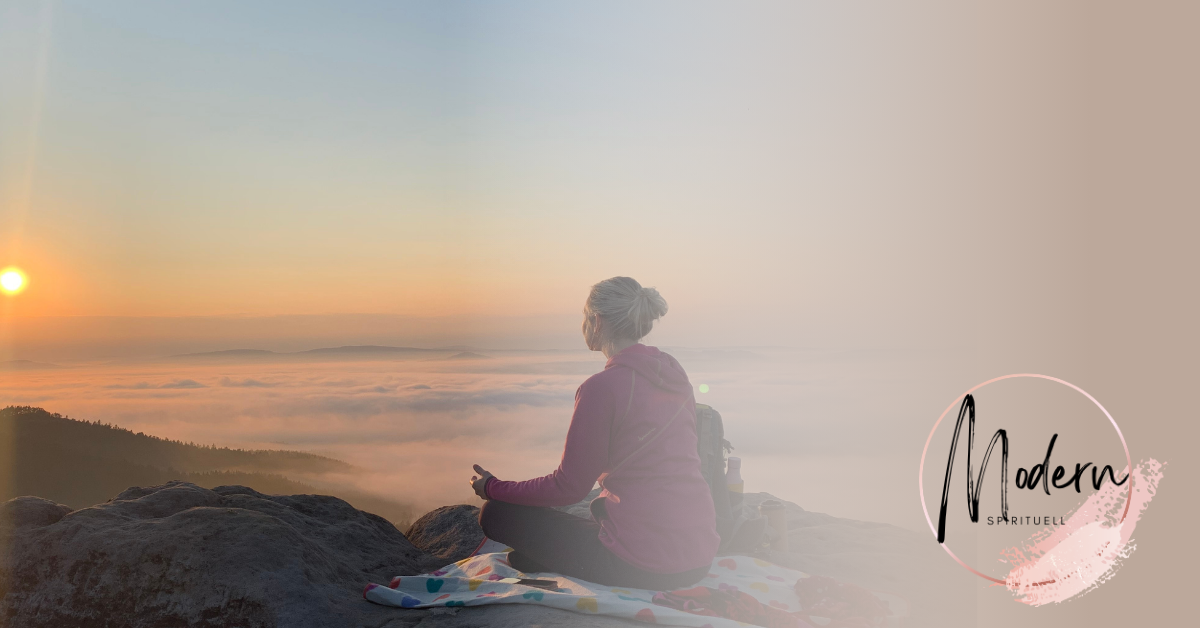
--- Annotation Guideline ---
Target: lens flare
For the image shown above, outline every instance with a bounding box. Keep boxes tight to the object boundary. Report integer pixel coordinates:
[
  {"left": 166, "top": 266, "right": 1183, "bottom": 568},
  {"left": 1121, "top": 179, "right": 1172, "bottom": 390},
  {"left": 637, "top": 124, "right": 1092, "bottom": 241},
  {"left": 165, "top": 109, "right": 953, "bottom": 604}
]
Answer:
[
  {"left": 698, "top": 384, "right": 710, "bottom": 393},
  {"left": 1, "top": 268, "right": 27, "bottom": 294}
]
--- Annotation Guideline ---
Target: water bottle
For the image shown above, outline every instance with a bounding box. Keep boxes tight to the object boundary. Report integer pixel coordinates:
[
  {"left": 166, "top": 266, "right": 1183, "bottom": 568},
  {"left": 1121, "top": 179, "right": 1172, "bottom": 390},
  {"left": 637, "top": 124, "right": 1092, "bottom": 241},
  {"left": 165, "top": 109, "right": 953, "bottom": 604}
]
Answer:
[{"left": 725, "top": 456, "right": 744, "bottom": 508}]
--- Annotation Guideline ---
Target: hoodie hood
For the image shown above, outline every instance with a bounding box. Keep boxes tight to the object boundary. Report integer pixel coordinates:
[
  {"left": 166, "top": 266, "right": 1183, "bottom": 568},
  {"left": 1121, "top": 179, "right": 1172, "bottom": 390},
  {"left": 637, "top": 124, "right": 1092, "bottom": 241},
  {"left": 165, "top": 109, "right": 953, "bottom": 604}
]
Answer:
[{"left": 605, "top": 344, "right": 693, "bottom": 395}]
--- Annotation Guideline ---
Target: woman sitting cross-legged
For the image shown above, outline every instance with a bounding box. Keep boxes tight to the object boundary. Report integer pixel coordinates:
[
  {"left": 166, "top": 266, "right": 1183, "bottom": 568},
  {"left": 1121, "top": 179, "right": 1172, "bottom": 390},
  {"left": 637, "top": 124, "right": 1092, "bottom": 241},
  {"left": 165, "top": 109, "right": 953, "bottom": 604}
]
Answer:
[{"left": 469, "top": 276, "right": 720, "bottom": 590}]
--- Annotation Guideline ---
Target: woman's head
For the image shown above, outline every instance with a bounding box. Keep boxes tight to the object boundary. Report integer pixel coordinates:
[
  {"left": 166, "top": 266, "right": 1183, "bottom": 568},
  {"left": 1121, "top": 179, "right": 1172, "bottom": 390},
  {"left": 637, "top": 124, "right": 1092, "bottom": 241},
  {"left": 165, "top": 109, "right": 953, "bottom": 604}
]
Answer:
[{"left": 582, "top": 277, "right": 669, "bottom": 355}]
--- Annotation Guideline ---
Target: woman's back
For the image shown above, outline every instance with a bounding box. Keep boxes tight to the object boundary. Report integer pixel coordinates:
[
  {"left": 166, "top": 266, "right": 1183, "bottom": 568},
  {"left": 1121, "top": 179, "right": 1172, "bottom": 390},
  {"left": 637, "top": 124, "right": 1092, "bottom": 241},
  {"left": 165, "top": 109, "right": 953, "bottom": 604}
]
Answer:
[{"left": 591, "top": 344, "right": 720, "bottom": 574}]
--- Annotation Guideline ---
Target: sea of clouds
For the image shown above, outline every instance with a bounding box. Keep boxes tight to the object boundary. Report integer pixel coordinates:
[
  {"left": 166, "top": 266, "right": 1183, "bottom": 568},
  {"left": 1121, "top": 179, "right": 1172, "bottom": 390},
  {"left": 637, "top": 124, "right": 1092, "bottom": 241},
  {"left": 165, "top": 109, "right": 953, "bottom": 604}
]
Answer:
[{"left": 1, "top": 346, "right": 945, "bottom": 529}]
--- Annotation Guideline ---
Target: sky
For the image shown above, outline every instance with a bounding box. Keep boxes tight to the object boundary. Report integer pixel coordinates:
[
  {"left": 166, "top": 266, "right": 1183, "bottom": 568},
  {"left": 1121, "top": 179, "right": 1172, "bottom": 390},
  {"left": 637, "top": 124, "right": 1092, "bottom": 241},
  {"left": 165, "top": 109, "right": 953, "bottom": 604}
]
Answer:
[
  {"left": 2, "top": 1, "right": 1111, "bottom": 354},
  {"left": 1, "top": 3, "right": 1198, "bottom": 623}
]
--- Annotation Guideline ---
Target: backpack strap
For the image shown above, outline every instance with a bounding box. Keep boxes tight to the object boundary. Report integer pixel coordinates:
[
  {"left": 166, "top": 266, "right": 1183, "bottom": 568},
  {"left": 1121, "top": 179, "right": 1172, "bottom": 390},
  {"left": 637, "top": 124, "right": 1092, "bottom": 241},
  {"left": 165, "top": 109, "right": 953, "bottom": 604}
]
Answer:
[{"left": 599, "top": 385, "right": 692, "bottom": 486}]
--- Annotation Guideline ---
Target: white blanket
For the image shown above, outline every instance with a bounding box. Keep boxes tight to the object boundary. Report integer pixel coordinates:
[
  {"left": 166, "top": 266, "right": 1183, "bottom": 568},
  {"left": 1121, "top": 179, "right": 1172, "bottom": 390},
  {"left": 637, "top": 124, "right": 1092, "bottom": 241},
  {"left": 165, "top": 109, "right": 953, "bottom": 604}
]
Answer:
[{"left": 365, "top": 551, "right": 905, "bottom": 627}]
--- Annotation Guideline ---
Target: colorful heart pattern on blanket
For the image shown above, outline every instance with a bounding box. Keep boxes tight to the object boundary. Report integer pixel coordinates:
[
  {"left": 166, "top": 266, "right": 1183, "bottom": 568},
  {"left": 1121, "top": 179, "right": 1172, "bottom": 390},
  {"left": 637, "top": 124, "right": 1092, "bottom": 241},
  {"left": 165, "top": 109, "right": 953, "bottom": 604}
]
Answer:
[{"left": 364, "top": 553, "right": 908, "bottom": 628}]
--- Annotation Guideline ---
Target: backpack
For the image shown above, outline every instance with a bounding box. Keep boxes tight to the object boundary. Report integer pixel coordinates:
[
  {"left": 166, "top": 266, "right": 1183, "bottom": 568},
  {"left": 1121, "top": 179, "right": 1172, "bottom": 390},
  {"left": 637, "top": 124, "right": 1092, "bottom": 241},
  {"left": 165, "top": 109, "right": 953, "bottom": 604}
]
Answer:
[
  {"left": 695, "top": 403, "right": 768, "bottom": 554},
  {"left": 597, "top": 398, "right": 768, "bottom": 555}
]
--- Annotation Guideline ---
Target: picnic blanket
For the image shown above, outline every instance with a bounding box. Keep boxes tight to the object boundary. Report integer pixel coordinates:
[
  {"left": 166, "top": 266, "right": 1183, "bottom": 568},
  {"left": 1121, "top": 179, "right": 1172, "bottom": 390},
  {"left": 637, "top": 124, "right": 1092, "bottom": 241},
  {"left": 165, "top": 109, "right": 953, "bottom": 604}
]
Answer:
[{"left": 364, "top": 551, "right": 906, "bottom": 627}]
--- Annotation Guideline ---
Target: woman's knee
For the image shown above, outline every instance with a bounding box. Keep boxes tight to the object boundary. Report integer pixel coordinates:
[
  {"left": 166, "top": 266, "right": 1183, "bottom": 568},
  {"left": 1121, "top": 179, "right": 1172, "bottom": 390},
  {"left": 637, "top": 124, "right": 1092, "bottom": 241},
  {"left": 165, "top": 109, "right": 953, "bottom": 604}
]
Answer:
[{"left": 477, "top": 499, "right": 509, "bottom": 538}]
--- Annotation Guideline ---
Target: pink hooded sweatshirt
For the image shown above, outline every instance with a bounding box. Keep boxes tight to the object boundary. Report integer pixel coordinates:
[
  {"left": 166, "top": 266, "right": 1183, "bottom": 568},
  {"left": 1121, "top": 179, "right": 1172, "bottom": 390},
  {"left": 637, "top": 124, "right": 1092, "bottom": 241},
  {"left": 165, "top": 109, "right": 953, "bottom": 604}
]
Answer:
[{"left": 486, "top": 344, "right": 720, "bottom": 574}]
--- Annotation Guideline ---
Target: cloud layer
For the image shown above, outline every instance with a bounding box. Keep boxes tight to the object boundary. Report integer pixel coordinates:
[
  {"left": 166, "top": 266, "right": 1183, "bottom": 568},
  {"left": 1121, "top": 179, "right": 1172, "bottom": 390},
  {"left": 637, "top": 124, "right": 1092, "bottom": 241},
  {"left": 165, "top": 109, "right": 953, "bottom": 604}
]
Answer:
[{"left": 0, "top": 347, "right": 937, "bottom": 526}]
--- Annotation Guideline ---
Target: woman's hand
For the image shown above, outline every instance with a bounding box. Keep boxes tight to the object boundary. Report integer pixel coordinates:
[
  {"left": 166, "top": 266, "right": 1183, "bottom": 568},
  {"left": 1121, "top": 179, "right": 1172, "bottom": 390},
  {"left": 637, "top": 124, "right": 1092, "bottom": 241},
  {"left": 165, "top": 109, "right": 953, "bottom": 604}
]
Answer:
[{"left": 469, "top": 464, "right": 495, "bottom": 500}]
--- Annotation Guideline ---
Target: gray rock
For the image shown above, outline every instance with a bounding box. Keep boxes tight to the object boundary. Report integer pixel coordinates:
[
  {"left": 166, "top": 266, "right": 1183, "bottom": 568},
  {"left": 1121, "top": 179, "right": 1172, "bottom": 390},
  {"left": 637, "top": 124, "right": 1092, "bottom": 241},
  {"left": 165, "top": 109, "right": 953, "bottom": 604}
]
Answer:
[
  {"left": 0, "top": 481, "right": 447, "bottom": 627},
  {"left": 740, "top": 492, "right": 973, "bottom": 627},
  {"left": 0, "top": 496, "right": 72, "bottom": 530},
  {"left": 404, "top": 505, "right": 483, "bottom": 563},
  {"left": 1, "top": 481, "right": 957, "bottom": 627}
]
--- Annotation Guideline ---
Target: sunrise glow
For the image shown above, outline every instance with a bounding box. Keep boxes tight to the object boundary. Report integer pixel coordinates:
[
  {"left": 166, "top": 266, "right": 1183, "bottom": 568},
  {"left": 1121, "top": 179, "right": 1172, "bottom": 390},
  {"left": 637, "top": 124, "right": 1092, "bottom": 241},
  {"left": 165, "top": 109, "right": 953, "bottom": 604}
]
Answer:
[{"left": 1, "top": 268, "right": 26, "bottom": 295}]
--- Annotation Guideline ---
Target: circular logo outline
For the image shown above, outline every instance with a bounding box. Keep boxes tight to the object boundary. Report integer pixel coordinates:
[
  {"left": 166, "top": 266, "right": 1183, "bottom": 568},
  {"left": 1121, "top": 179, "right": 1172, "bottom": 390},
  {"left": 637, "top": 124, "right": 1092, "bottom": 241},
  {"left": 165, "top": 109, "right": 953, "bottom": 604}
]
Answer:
[{"left": 918, "top": 373, "right": 1133, "bottom": 584}]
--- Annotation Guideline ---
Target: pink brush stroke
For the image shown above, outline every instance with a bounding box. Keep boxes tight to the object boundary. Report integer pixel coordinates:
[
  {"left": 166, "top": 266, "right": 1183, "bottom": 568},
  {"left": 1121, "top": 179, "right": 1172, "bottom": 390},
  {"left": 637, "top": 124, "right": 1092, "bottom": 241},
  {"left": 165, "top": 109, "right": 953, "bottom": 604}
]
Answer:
[{"left": 1001, "top": 458, "right": 1164, "bottom": 605}]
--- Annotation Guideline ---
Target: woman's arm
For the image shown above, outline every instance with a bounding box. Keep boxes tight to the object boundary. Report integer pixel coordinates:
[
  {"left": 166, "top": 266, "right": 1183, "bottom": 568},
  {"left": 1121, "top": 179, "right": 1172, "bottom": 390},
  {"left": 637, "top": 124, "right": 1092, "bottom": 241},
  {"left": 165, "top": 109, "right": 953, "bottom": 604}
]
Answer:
[{"left": 485, "top": 375, "right": 615, "bottom": 507}]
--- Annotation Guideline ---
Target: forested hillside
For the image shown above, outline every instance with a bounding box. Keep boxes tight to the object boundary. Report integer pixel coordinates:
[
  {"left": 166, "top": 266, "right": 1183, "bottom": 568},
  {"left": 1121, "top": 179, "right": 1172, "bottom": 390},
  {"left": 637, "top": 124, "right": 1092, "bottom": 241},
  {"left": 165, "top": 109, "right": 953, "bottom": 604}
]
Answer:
[{"left": 0, "top": 406, "right": 416, "bottom": 526}]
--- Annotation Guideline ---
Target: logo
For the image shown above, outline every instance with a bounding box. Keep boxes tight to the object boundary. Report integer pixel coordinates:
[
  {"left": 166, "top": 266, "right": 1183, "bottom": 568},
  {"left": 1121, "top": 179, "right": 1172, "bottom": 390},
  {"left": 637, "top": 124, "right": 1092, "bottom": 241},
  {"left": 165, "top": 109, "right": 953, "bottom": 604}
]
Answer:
[{"left": 918, "top": 374, "right": 1164, "bottom": 605}]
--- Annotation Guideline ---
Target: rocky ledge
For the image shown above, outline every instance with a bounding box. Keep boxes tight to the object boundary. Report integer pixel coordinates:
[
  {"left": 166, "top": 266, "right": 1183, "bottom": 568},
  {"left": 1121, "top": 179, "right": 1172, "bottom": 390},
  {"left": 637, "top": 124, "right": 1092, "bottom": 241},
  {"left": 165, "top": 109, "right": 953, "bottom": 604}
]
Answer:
[
  {"left": 0, "top": 482, "right": 953, "bottom": 627},
  {"left": 0, "top": 482, "right": 648, "bottom": 627}
]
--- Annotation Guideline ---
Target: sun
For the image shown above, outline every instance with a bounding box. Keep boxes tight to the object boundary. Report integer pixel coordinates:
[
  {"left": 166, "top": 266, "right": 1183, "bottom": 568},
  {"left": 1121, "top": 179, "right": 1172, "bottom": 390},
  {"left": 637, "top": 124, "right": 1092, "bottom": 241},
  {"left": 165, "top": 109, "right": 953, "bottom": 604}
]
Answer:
[{"left": 1, "top": 267, "right": 27, "bottom": 295}]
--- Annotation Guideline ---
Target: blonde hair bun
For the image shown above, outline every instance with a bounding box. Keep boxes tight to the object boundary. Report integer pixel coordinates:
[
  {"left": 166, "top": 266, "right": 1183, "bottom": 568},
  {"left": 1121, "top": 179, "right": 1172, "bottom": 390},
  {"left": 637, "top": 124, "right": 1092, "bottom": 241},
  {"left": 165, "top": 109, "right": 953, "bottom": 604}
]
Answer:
[{"left": 585, "top": 277, "right": 668, "bottom": 349}]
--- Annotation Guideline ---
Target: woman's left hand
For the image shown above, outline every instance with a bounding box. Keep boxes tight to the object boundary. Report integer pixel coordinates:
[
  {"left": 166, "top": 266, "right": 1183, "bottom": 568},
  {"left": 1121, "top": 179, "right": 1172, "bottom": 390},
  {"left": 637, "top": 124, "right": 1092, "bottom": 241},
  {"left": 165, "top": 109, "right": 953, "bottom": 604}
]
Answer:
[{"left": 469, "top": 464, "right": 495, "bottom": 500}]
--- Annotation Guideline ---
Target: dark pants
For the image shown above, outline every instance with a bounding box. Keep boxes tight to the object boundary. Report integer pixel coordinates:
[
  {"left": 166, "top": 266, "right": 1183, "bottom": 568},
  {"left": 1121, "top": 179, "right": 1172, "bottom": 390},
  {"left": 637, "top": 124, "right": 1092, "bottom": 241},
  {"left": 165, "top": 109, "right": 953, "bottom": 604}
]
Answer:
[{"left": 478, "top": 499, "right": 710, "bottom": 591}]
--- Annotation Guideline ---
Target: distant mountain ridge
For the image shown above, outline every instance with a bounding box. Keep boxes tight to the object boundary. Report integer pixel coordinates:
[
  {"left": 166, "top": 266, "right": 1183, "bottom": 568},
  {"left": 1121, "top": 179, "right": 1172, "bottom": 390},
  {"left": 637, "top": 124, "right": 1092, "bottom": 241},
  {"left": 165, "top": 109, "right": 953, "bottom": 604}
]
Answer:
[
  {"left": 444, "top": 351, "right": 491, "bottom": 360},
  {"left": 175, "top": 349, "right": 277, "bottom": 357},
  {"left": 0, "top": 406, "right": 417, "bottom": 526},
  {"left": 301, "top": 345, "right": 438, "bottom": 354},
  {"left": 173, "top": 344, "right": 478, "bottom": 359},
  {"left": 0, "top": 359, "right": 62, "bottom": 370}
]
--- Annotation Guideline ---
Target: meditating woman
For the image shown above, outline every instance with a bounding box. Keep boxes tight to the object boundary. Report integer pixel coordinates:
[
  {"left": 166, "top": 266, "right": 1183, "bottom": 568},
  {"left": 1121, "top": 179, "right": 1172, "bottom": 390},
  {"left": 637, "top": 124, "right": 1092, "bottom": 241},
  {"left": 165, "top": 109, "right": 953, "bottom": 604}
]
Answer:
[{"left": 469, "top": 276, "right": 720, "bottom": 590}]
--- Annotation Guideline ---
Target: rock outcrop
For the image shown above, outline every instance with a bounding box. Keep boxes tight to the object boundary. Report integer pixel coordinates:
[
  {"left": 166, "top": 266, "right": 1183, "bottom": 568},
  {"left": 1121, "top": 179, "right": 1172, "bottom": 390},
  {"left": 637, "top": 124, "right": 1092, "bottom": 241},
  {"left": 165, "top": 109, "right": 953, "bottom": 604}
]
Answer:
[
  {"left": 0, "top": 482, "right": 646, "bottom": 628},
  {"left": 0, "top": 481, "right": 443, "bottom": 627},
  {"left": 0, "top": 481, "right": 951, "bottom": 627},
  {"left": 404, "top": 504, "right": 483, "bottom": 563}
]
